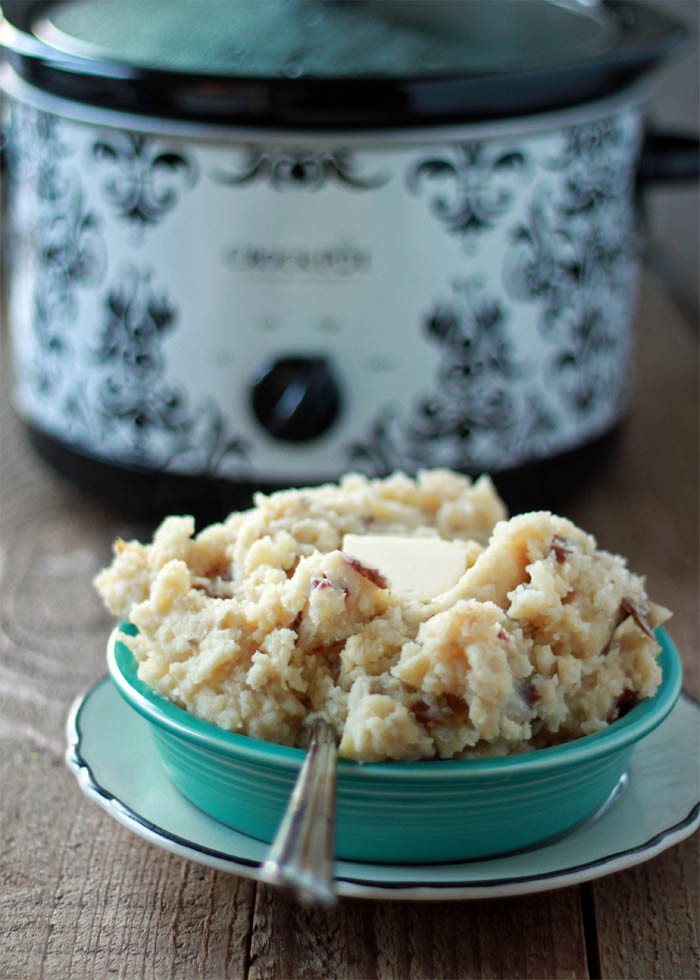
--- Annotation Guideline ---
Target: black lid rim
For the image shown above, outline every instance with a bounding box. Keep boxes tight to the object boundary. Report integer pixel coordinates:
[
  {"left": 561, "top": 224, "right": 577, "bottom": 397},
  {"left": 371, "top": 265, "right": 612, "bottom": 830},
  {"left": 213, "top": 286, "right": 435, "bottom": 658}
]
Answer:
[{"left": 0, "top": 0, "right": 688, "bottom": 130}]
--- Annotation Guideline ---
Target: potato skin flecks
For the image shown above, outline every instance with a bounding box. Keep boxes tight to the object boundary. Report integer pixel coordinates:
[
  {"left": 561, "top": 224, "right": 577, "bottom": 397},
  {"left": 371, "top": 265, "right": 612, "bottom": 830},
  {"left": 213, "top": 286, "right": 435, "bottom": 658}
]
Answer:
[{"left": 94, "top": 471, "right": 669, "bottom": 761}]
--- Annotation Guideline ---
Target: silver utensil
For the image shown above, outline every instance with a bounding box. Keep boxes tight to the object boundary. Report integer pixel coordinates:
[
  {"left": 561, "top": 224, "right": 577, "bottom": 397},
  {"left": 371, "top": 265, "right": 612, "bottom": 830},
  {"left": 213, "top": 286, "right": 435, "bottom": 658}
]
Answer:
[{"left": 260, "top": 717, "right": 338, "bottom": 905}]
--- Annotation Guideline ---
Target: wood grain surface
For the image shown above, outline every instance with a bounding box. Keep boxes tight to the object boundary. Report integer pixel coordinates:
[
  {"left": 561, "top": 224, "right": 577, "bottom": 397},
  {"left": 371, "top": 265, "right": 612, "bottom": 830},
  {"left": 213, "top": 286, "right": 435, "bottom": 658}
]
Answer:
[{"left": 0, "top": 270, "right": 697, "bottom": 980}]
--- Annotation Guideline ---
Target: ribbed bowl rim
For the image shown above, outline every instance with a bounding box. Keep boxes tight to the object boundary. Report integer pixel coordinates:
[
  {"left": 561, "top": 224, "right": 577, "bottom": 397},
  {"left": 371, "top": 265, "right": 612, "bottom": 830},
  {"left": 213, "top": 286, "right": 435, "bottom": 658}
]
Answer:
[{"left": 107, "top": 622, "right": 682, "bottom": 780}]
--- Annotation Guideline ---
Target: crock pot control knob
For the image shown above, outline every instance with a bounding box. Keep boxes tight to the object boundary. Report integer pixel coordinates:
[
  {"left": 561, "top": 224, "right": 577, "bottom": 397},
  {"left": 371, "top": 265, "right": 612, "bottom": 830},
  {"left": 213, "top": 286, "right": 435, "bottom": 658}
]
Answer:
[{"left": 250, "top": 356, "right": 342, "bottom": 442}]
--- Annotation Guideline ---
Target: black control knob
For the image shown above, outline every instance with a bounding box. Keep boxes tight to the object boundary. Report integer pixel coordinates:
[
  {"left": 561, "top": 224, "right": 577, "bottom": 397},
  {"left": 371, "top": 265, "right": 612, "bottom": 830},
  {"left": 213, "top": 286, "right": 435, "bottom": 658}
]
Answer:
[{"left": 250, "top": 355, "right": 342, "bottom": 442}]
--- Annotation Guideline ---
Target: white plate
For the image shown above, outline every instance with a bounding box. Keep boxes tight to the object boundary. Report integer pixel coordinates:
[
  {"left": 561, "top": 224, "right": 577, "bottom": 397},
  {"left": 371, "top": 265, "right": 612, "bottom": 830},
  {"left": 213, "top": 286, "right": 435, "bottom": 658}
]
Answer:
[{"left": 66, "top": 677, "right": 700, "bottom": 901}]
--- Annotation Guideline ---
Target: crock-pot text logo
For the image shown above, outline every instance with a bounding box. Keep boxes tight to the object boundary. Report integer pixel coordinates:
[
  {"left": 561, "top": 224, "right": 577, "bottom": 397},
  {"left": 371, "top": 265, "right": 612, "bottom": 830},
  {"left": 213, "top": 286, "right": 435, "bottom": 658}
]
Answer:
[{"left": 222, "top": 242, "right": 371, "bottom": 277}]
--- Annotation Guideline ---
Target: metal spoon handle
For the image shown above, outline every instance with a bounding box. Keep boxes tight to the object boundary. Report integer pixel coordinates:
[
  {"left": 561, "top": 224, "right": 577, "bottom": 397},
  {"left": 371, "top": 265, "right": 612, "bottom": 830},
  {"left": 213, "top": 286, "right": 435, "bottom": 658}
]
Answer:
[{"left": 260, "top": 717, "right": 338, "bottom": 905}]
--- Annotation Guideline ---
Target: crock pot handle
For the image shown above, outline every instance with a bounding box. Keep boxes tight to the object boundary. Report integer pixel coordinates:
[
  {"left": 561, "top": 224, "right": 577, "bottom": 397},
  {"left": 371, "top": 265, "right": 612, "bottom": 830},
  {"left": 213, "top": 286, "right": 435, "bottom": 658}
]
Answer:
[{"left": 639, "top": 130, "right": 700, "bottom": 185}]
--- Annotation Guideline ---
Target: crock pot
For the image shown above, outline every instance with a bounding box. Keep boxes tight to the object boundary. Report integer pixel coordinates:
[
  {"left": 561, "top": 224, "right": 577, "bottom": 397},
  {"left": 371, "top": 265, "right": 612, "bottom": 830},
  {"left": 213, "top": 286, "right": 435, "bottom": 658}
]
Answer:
[{"left": 1, "top": 0, "right": 696, "bottom": 519}]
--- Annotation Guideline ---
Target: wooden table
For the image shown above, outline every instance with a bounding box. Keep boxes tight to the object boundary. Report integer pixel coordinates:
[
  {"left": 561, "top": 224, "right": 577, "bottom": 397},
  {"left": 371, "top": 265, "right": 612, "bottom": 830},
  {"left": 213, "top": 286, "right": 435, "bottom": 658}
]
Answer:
[{"left": 1, "top": 269, "right": 697, "bottom": 980}]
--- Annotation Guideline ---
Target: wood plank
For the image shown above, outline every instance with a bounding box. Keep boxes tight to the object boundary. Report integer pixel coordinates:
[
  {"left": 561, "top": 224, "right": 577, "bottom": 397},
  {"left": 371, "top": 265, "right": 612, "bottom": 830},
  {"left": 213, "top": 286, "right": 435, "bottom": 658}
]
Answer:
[
  {"left": 247, "top": 885, "right": 590, "bottom": 979},
  {"left": 592, "top": 833, "right": 700, "bottom": 980},
  {"left": 23, "top": 809, "right": 256, "bottom": 980},
  {"left": 248, "top": 887, "right": 380, "bottom": 980}
]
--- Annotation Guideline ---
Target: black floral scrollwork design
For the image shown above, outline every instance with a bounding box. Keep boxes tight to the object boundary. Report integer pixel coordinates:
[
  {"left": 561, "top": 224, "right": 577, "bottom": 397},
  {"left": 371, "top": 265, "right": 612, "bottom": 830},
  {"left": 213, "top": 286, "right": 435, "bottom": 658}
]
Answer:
[
  {"left": 92, "top": 132, "right": 199, "bottom": 229},
  {"left": 506, "top": 118, "right": 634, "bottom": 420},
  {"left": 42, "top": 190, "right": 107, "bottom": 301},
  {"left": 68, "top": 267, "right": 250, "bottom": 475},
  {"left": 506, "top": 199, "right": 581, "bottom": 335},
  {"left": 4, "top": 102, "right": 108, "bottom": 400},
  {"left": 32, "top": 188, "right": 107, "bottom": 361},
  {"left": 95, "top": 268, "right": 175, "bottom": 388},
  {"left": 5, "top": 102, "right": 72, "bottom": 204},
  {"left": 548, "top": 117, "right": 630, "bottom": 217},
  {"left": 348, "top": 279, "right": 552, "bottom": 475},
  {"left": 407, "top": 141, "right": 528, "bottom": 236},
  {"left": 551, "top": 305, "right": 619, "bottom": 417},
  {"left": 212, "top": 147, "right": 388, "bottom": 191},
  {"left": 424, "top": 288, "right": 522, "bottom": 382}
]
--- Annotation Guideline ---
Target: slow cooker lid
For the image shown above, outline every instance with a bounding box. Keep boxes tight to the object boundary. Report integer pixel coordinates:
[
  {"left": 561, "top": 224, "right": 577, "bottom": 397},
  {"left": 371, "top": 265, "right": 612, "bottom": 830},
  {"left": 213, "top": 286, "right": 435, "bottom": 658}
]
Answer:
[
  {"left": 0, "top": 0, "right": 686, "bottom": 128},
  {"left": 27, "top": 1, "right": 629, "bottom": 78}
]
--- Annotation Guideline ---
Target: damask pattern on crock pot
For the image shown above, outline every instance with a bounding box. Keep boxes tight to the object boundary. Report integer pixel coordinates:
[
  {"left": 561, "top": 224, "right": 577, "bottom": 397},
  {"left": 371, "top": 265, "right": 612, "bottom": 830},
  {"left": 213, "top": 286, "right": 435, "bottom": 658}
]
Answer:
[{"left": 6, "top": 98, "right": 640, "bottom": 480}]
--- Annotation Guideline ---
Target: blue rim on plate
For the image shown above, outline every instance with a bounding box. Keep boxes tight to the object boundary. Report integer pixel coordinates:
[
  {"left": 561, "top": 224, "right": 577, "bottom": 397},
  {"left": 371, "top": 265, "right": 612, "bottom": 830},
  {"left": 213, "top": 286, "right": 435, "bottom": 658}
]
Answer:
[{"left": 65, "top": 675, "right": 699, "bottom": 899}]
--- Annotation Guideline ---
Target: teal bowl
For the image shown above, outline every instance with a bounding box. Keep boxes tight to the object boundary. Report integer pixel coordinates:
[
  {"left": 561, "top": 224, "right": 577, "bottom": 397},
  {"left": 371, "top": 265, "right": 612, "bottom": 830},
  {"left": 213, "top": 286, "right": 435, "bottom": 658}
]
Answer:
[{"left": 107, "top": 623, "right": 682, "bottom": 863}]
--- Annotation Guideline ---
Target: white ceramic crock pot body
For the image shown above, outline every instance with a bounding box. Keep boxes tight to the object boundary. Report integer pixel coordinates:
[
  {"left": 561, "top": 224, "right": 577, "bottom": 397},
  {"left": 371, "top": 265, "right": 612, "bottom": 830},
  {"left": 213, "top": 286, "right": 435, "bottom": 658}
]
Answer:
[{"left": 4, "top": 79, "right": 644, "bottom": 486}]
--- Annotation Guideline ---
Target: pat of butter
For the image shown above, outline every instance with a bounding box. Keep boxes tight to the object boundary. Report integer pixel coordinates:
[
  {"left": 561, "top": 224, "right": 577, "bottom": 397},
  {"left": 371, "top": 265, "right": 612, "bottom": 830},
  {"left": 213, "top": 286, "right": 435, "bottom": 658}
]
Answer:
[{"left": 342, "top": 534, "right": 467, "bottom": 601}]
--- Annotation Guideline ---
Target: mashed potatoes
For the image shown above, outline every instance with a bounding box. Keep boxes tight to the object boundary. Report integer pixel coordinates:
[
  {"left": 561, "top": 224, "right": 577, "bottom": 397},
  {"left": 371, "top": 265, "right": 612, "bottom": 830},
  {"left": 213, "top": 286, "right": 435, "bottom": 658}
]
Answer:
[{"left": 95, "top": 470, "right": 669, "bottom": 762}]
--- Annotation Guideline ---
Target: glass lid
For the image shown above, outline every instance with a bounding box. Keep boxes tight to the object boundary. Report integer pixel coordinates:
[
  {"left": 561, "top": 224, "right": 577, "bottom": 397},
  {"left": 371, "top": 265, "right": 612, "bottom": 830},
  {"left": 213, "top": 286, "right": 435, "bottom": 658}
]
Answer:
[
  {"left": 0, "top": 0, "right": 687, "bottom": 128},
  {"left": 34, "top": 0, "right": 615, "bottom": 79}
]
